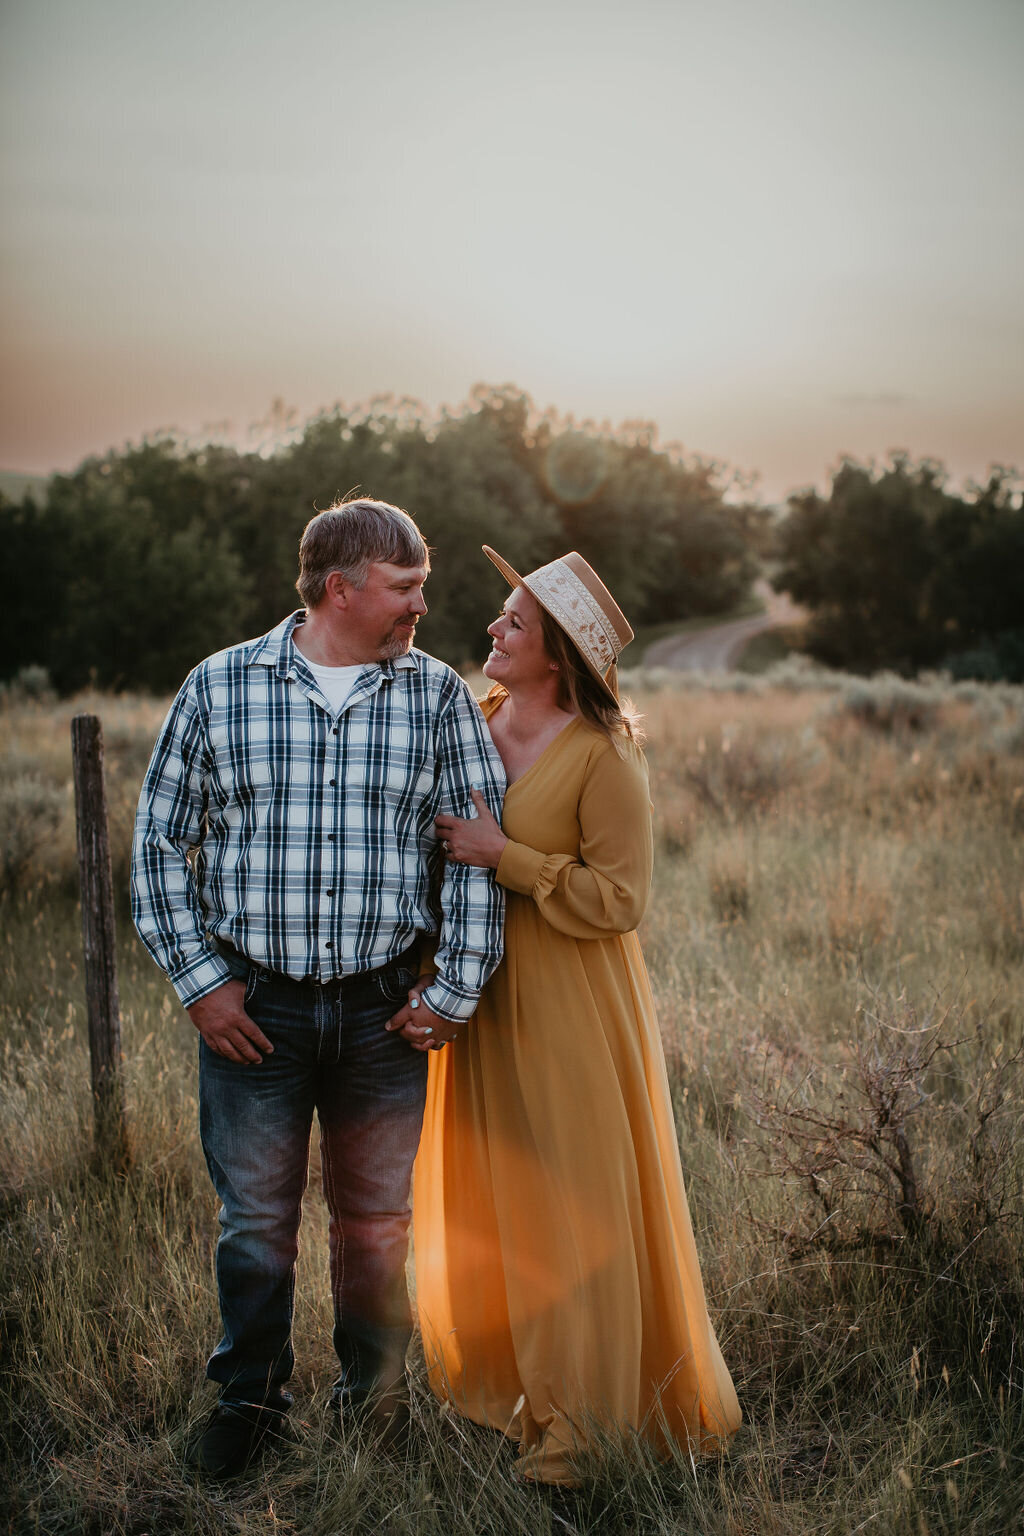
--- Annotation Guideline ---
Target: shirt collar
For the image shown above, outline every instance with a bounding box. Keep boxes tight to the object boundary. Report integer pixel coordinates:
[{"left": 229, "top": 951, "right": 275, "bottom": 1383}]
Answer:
[{"left": 248, "top": 612, "right": 421, "bottom": 681}]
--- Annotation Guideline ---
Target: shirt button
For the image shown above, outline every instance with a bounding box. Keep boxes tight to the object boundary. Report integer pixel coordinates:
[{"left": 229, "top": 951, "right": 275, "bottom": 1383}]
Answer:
[
  {"left": 332, "top": 727, "right": 338, "bottom": 735},
  {"left": 327, "top": 833, "right": 335, "bottom": 841},
  {"left": 325, "top": 940, "right": 334, "bottom": 948},
  {"left": 326, "top": 890, "right": 335, "bottom": 897},
  {"left": 329, "top": 778, "right": 337, "bottom": 786}
]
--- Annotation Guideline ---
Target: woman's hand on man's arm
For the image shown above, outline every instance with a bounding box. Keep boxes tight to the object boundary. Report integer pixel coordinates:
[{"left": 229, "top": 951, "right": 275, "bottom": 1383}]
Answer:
[{"left": 435, "top": 788, "right": 508, "bottom": 870}]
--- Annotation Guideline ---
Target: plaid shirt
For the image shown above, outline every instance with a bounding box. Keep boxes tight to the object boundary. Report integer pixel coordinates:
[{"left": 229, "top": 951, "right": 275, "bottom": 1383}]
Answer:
[{"left": 131, "top": 613, "right": 506, "bottom": 1022}]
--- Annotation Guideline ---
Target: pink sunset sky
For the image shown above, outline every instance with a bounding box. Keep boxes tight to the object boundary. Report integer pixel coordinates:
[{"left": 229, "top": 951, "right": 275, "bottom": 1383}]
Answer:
[{"left": 2, "top": 0, "right": 1022, "bottom": 504}]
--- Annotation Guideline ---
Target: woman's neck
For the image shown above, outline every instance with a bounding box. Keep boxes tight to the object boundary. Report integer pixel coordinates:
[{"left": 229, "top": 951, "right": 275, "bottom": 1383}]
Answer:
[{"left": 495, "top": 680, "right": 575, "bottom": 741}]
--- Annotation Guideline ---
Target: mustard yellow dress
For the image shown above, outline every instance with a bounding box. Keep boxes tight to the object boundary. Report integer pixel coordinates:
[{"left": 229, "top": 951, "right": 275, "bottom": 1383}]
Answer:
[{"left": 413, "top": 690, "right": 741, "bottom": 1483}]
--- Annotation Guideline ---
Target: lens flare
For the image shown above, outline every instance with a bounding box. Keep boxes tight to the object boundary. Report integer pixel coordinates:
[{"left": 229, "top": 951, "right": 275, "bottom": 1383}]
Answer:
[{"left": 541, "top": 433, "right": 610, "bottom": 507}]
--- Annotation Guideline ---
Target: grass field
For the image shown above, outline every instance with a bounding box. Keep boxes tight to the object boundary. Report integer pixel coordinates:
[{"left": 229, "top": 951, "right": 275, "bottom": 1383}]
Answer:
[{"left": 2, "top": 670, "right": 1022, "bottom": 1535}]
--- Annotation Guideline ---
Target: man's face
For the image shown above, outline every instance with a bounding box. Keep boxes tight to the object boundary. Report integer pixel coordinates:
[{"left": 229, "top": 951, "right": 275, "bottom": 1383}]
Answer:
[{"left": 344, "top": 561, "right": 429, "bottom": 660}]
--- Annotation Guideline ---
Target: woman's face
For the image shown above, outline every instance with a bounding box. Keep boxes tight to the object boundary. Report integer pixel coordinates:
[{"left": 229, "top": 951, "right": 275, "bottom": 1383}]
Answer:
[{"left": 483, "top": 586, "right": 554, "bottom": 689}]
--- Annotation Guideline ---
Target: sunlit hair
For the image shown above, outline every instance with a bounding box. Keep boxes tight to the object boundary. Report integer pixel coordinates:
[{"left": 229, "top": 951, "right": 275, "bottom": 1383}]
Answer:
[
  {"left": 538, "top": 607, "right": 645, "bottom": 748},
  {"left": 296, "top": 497, "right": 429, "bottom": 608}
]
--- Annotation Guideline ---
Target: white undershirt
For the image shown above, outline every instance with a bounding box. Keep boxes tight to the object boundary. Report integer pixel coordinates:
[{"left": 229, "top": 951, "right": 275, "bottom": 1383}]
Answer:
[{"left": 302, "top": 658, "right": 365, "bottom": 715}]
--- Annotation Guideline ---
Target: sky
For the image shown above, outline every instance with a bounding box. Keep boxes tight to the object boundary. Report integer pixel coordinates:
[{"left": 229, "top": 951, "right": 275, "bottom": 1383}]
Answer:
[{"left": 2, "top": 0, "right": 1022, "bottom": 504}]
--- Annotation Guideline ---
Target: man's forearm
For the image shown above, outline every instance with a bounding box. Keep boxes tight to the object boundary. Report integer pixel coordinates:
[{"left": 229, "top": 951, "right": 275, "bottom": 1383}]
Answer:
[{"left": 427, "top": 859, "right": 505, "bottom": 1021}]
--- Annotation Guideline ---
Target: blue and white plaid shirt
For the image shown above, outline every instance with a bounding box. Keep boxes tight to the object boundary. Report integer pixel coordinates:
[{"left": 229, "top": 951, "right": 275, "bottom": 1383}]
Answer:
[{"left": 131, "top": 613, "right": 506, "bottom": 1022}]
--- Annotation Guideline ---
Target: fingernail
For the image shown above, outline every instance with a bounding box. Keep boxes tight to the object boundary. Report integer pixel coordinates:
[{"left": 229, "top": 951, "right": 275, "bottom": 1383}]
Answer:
[
  {"left": 409, "top": 997, "right": 419, "bottom": 1010},
  {"left": 423, "top": 1026, "right": 433, "bottom": 1035}
]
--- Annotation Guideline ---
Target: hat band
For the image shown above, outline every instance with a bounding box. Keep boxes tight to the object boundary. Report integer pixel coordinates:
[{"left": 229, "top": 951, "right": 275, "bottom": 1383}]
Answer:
[{"left": 524, "top": 563, "right": 620, "bottom": 673}]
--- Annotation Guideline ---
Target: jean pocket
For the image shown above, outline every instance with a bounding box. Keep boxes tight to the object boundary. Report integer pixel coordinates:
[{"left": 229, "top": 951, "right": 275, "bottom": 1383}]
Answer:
[
  {"left": 374, "top": 963, "right": 417, "bottom": 1005},
  {"left": 244, "top": 967, "right": 265, "bottom": 1005}
]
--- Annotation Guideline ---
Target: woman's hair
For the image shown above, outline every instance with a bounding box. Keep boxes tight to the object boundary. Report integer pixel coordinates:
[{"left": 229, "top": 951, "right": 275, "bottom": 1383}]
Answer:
[
  {"left": 296, "top": 497, "right": 429, "bottom": 608},
  {"left": 538, "top": 607, "right": 645, "bottom": 748}
]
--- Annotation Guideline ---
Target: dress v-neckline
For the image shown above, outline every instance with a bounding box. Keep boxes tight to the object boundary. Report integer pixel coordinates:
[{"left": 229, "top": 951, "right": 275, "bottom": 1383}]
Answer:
[{"left": 493, "top": 711, "right": 582, "bottom": 792}]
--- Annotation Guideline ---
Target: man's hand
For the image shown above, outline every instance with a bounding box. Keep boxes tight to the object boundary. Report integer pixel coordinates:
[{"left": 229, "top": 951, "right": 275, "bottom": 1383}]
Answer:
[
  {"left": 386, "top": 981, "right": 459, "bottom": 1052},
  {"left": 188, "top": 979, "right": 273, "bottom": 1063}
]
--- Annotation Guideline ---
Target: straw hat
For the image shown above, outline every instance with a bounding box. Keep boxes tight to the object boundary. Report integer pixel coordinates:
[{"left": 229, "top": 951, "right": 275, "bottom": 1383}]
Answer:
[{"left": 482, "top": 545, "right": 633, "bottom": 704}]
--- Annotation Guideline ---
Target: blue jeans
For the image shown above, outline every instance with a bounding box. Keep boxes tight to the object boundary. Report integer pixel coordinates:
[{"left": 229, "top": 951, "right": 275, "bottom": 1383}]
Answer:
[{"left": 198, "top": 949, "right": 427, "bottom": 1414}]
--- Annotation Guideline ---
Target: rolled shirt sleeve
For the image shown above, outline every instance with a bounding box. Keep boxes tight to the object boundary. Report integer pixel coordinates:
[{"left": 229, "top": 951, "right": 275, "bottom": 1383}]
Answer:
[
  {"left": 130, "top": 671, "right": 234, "bottom": 1008},
  {"left": 420, "top": 678, "right": 506, "bottom": 1022}
]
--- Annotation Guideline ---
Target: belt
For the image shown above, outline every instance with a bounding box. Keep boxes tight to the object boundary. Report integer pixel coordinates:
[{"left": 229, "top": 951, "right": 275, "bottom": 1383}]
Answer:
[{"left": 216, "top": 941, "right": 419, "bottom": 994}]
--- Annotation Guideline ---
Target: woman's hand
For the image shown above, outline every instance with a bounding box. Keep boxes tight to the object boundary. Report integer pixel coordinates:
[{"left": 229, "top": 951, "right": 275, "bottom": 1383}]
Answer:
[
  {"left": 435, "top": 788, "right": 507, "bottom": 870},
  {"left": 386, "top": 977, "right": 459, "bottom": 1051}
]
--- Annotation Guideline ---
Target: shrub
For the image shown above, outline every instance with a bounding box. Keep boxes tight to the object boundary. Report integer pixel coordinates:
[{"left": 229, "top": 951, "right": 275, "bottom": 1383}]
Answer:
[
  {"left": 682, "top": 727, "right": 819, "bottom": 819},
  {"left": 0, "top": 665, "right": 55, "bottom": 703},
  {"left": 0, "top": 775, "right": 67, "bottom": 889},
  {"left": 946, "top": 645, "right": 1006, "bottom": 683},
  {"left": 990, "top": 704, "right": 1024, "bottom": 757},
  {"left": 708, "top": 853, "right": 751, "bottom": 924},
  {"left": 747, "top": 990, "right": 1024, "bottom": 1267},
  {"left": 836, "top": 675, "right": 943, "bottom": 734}
]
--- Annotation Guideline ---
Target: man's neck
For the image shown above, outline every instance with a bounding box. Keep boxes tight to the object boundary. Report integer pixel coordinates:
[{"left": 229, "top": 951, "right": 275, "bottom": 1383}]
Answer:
[{"left": 294, "top": 611, "right": 374, "bottom": 668}]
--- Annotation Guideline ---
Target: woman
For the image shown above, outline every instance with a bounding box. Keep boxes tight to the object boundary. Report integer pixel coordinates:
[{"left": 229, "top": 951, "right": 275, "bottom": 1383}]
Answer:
[{"left": 400, "top": 546, "right": 741, "bottom": 1484}]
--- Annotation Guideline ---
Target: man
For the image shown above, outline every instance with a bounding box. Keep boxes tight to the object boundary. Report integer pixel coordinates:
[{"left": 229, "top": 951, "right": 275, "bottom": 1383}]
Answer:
[{"left": 131, "top": 498, "right": 505, "bottom": 1477}]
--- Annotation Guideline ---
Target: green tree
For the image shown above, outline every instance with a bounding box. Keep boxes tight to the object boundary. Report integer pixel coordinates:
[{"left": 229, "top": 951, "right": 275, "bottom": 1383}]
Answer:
[
  {"left": 529, "top": 411, "right": 756, "bottom": 627},
  {"left": 0, "top": 491, "right": 61, "bottom": 678},
  {"left": 776, "top": 457, "right": 951, "bottom": 672},
  {"left": 1, "top": 386, "right": 764, "bottom": 693},
  {"left": 932, "top": 469, "right": 1024, "bottom": 679},
  {"left": 38, "top": 442, "right": 252, "bottom": 691},
  {"left": 776, "top": 456, "right": 1024, "bottom": 676},
  {"left": 386, "top": 396, "right": 558, "bottom": 665}
]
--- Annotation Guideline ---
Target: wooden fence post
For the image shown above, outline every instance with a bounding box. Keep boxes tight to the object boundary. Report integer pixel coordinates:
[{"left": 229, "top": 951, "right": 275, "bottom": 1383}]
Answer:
[{"left": 71, "top": 713, "right": 130, "bottom": 1170}]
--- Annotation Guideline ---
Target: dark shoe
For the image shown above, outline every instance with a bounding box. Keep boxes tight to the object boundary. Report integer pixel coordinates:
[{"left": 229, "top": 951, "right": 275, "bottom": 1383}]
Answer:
[
  {"left": 331, "top": 1389, "right": 411, "bottom": 1457},
  {"left": 360, "top": 1395, "right": 411, "bottom": 1456},
  {"left": 184, "top": 1403, "right": 293, "bottom": 1479}
]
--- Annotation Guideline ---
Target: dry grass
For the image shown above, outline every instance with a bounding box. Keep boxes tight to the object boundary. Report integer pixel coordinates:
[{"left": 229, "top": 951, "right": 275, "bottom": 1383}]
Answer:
[{"left": 2, "top": 676, "right": 1023, "bottom": 1535}]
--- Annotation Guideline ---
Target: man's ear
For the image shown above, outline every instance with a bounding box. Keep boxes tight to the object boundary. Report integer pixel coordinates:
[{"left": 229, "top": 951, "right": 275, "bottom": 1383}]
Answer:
[{"left": 323, "top": 571, "right": 351, "bottom": 608}]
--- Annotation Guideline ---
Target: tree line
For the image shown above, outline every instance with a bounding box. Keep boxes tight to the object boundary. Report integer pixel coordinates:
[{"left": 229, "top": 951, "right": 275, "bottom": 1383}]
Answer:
[
  {"left": 4, "top": 386, "right": 1020, "bottom": 693},
  {"left": 0, "top": 386, "right": 761, "bottom": 694},
  {"left": 774, "top": 456, "right": 1024, "bottom": 681}
]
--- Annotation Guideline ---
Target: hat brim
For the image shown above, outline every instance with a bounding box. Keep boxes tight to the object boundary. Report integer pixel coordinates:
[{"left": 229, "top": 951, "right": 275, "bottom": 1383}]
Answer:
[
  {"left": 481, "top": 545, "right": 525, "bottom": 591},
  {"left": 481, "top": 544, "right": 622, "bottom": 707}
]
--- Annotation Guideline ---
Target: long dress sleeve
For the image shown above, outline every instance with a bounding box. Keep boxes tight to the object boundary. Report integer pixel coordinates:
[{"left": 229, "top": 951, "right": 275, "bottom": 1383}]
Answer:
[{"left": 495, "top": 735, "right": 653, "bottom": 939}]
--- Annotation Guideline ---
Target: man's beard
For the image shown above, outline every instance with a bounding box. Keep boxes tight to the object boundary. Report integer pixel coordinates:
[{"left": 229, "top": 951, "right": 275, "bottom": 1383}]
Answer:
[{"left": 379, "top": 624, "right": 417, "bottom": 660}]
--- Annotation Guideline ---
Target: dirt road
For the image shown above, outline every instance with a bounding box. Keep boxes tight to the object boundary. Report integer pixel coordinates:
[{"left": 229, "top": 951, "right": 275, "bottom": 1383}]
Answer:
[{"left": 643, "top": 580, "right": 804, "bottom": 672}]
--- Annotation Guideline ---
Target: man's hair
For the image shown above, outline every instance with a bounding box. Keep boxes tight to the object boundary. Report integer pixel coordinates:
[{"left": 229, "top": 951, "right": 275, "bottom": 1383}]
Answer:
[{"left": 296, "top": 498, "right": 429, "bottom": 608}]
